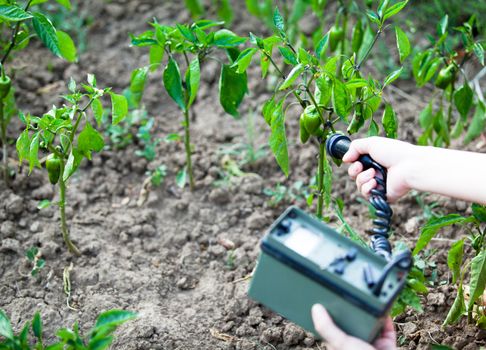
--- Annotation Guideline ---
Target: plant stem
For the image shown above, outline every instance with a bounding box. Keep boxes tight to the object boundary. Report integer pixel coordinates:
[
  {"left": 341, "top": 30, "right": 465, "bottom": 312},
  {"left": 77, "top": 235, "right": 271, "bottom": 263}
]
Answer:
[
  {"left": 262, "top": 51, "right": 307, "bottom": 108},
  {"left": 447, "top": 82, "right": 455, "bottom": 133},
  {"left": 58, "top": 158, "right": 80, "bottom": 256},
  {"left": 0, "top": 98, "right": 7, "bottom": 184},
  {"left": 1, "top": 0, "right": 33, "bottom": 65},
  {"left": 183, "top": 107, "right": 194, "bottom": 191},
  {"left": 356, "top": 28, "right": 382, "bottom": 71},
  {"left": 316, "top": 141, "right": 326, "bottom": 219}
]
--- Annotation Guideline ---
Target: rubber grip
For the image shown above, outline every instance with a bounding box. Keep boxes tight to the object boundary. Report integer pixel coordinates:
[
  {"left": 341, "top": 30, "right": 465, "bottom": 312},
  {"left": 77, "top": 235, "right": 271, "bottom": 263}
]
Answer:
[{"left": 325, "top": 134, "right": 374, "bottom": 170}]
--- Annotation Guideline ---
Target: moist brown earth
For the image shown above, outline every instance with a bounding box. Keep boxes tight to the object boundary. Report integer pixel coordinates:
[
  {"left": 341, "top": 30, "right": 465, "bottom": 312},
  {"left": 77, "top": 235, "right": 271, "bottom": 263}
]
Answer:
[{"left": 1, "top": 1, "right": 485, "bottom": 350}]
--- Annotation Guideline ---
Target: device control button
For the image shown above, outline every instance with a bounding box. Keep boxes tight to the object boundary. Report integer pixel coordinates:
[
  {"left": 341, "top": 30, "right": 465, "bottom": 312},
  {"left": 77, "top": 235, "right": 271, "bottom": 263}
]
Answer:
[
  {"left": 280, "top": 219, "right": 292, "bottom": 231},
  {"left": 333, "top": 264, "right": 345, "bottom": 275},
  {"left": 345, "top": 247, "right": 358, "bottom": 261}
]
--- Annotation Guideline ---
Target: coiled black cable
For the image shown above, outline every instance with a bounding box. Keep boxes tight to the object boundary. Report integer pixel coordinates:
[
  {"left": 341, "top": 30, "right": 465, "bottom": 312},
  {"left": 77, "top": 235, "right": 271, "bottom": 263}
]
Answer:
[
  {"left": 366, "top": 161, "right": 392, "bottom": 260},
  {"left": 326, "top": 134, "right": 412, "bottom": 295}
]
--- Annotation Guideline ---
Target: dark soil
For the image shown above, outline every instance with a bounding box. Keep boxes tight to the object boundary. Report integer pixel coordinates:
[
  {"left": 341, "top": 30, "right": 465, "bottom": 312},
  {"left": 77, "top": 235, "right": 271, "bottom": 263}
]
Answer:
[{"left": 1, "top": 1, "right": 486, "bottom": 350}]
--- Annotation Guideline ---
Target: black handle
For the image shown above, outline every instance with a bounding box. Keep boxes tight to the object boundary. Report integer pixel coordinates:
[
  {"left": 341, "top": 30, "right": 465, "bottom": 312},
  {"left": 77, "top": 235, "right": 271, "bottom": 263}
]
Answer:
[{"left": 326, "top": 134, "right": 375, "bottom": 170}]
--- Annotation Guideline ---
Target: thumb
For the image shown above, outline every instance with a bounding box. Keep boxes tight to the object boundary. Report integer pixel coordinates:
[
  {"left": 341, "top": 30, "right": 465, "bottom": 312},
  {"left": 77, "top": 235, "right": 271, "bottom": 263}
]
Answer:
[
  {"left": 311, "top": 304, "right": 349, "bottom": 349},
  {"left": 342, "top": 138, "right": 373, "bottom": 163}
]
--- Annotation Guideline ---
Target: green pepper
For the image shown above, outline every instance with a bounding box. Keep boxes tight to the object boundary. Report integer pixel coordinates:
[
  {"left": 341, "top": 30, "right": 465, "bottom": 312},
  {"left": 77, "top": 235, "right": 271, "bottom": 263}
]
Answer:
[
  {"left": 46, "top": 153, "right": 61, "bottom": 185},
  {"left": 302, "top": 105, "right": 322, "bottom": 135},
  {"left": 0, "top": 74, "right": 11, "bottom": 99},
  {"left": 330, "top": 26, "right": 344, "bottom": 52},
  {"left": 434, "top": 65, "right": 455, "bottom": 90},
  {"left": 299, "top": 113, "right": 310, "bottom": 144}
]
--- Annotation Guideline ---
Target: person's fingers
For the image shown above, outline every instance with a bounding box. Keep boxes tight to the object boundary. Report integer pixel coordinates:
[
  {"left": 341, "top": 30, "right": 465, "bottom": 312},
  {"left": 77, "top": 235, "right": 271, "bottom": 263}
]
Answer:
[
  {"left": 342, "top": 138, "right": 375, "bottom": 163},
  {"left": 348, "top": 161, "right": 363, "bottom": 179},
  {"left": 361, "top": 179, "right": 377, "bottom": 197},
  {"left": 311, "top": 304, "right": 349, "bottom": 349},
  {"left": 373, "top": 317, "right": 397, "bottom": 350},
  {"left": 355, "top": 168, "right": 375, "bottom": 191}
]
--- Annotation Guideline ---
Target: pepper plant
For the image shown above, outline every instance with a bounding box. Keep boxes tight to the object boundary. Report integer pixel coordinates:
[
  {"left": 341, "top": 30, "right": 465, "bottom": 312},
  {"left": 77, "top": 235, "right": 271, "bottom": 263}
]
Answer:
[
  {"left": 16, "top": 75, "right": 128, "bottom": 255},
  {"left": 414, "top": 15, "right": 485, "bottom": 147},
  {"left": 234, "top": 1, "right": 409, "bottom": 219},
  {"left": 0, "top": 0, "right": 77, "bottom": 183},
  {"left": 0, "top": 308, "right": 136, "bottom": 350},
  {"left": 412, "top": 204, "right": 486, "bottom": 326},
  {"left": 130, "top": 19, "right": 248, "bottom": 190}
]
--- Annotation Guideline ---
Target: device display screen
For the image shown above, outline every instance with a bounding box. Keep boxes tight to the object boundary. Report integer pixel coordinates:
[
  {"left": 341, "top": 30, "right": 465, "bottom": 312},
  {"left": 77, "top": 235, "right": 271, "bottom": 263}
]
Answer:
[{"left": 283, "top": 227, "right": 324, "bottom": 258}]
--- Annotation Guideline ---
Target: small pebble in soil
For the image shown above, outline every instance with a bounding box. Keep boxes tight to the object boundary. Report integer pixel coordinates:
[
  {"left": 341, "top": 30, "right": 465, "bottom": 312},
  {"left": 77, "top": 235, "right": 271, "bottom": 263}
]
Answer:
[
  {"left": 5, "top": 193, "right": 24, "bottom": 216},
  {"left": 246, "top": 212, "right": 268, "bottom": 230},
  {"left": 427, "top": 292, "right": 446, "bottom": 306}
]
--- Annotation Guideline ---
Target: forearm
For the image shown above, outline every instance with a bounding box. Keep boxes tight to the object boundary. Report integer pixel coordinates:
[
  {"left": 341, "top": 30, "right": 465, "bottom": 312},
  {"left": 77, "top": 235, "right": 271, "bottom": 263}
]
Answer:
[{"left": 406, "top": 146, "right": 486, "bottom": 205}]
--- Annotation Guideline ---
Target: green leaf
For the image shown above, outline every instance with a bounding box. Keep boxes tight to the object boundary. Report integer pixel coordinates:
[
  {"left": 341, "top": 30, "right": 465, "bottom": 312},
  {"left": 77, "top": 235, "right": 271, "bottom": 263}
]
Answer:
[
  {"left": 32, "top": 12, "right": 61, "bottom": 57},
  {"left": 368, "top": 119, "right": 379, "bottom": 136},
  {"left": 176, "top": 24, "right": 196, "bottom": 43},
  {"left": 77, "top": 122, "right": 104, "bottom": 160},
  {"left": 37, "top": 199, "right": 51, "bottom": 209},
  {"left": 366, "top": 10, "right": 380, "bottom": 26},
  {"left": 219, "top": 64, "right": 247, "bottom": 118},
  {"left": 454, "top": 83, "right": 474, "bottom": 121},
  {"left": 262, "top": 97, "right": 275, "bottom": 126},
  {"left": 278, "top": 63, "right": 304, "bottom": 90},
  {"left": 94, "top": 310, "right": 137, "bottom": 330},
  {"left": 472, "top": 203, "right": 486, "bottom": 222},
  {"left": 129, "top": 66, "right": 149, "bottom": 107},
  {"left": 419, "top": 102, "right": 434, "bottom": 129},
  {"left": 91, "top": 98, "right": 104, "bottom": 127},
  {"left": 87, "top": 73, "right": 96, "bottom": 87},
  {"left": 438, "top": 15, "right": 448, "bottom": 36},
  {"left": 0, "top": 309, "right": 13, "bottom": 340},
  {"left": 110, "top": 93, "right": 128, "bottom": 125},
  {"left": 413, "top": 214, "right": 468, "bottom": 255},
  {"left": 443, "top": 284, "right": 465, "bottom": 325},
  {"left": 163, "top": 57, "right": 186, "bottom": 112},
  {"left": 382, "top": 103, "right": 398, "bottom": 138},
  {"left": 273, "top": 7, "right": 285, "bottom": 35},
  {"left": 57, "top": 30, "right": 77, "bottom": 62},
  {"left": 315, "top": 33, "right": 329, "bottom": 60},
  {"left": 176, "top": 168, "right": 187, "bottom": 188},
  {"left": 464, "top": 102, "right": 486, "bottom": 145},
  {"left": 383, "top": 67, "right": 403, "bottom": 87},
  {"left": 32, "top": 312, "right": 42, "bottom": 339},
  {"left": 216, "top": 0, "right": 233, "bottom": 24},
  {"left": 0, "top": 5, "right": 33, "bottom": 21},
  {"left": 54, "top": 0, "right": 71, "bottom": 9},
  {"left": 268, "top": 100, "right": 288, "bottom": 177},
  {"left": 278, "top": 46, "right": 298, "bottom": 65},
  {"left": 407, "top": 278, "right": 428, "bottom": 294},
  {"left": 62, "top": 149, "right": 82, "bottom": 181},
  {"left": 213, "top": 29, "right": 246, "bottom": 48},
  {"left": 447, "top": 239, "right": 464, "bottom": 284},
  {"left": 383, "top": 1, "right": 408, "bottom": 22},
  {"left": 315, "top": 75, "right": 332, "bottom": 106},
  {"left": 473, "top": 42, "right": 484, "bottom": 66},
  {"left": 88, "top": 336, "right": 114, "bottom": 350},
  {"left": 469, "top": 250, "right": 486, "bottom": 308},
  {"left": 332, "top": 79, "right": 351, "bottom": 120},
  {"left": 149, "top": 45, "right": 164, "bottom": 72},
  {"left": 16, "top": 129, "right": 30, "bottom": 164},
  {"left": 184, "top": 0, "right": 204, "bottom": 18},
  {"left": 29, "top": 132, "right": 40, "bottom": 174},
  {"left": 186, "top": 57, "right": 200, "bottom": 108},
  {"left": 395, "top": 27, "right": 410, "bottom": 63},
  {"left": 231, "top": 48, "right": 257, "bottom": 74}
]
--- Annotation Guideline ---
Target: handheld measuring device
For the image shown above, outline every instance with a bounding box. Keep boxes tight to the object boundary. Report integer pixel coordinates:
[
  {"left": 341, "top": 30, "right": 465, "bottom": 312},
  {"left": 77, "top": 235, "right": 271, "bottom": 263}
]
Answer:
[{"left": 248, "top": 134, "right": 412, "bottom": 343}]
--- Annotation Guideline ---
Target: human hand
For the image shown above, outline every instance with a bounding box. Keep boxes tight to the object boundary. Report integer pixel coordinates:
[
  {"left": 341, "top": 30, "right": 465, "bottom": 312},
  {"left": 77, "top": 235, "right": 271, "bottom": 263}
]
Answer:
[
  {"left": 342, "top": 137, "right": 417, "bottom": 202},
  {"left": 311, "top": 304, "right": 397, "bottom": 350}
]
